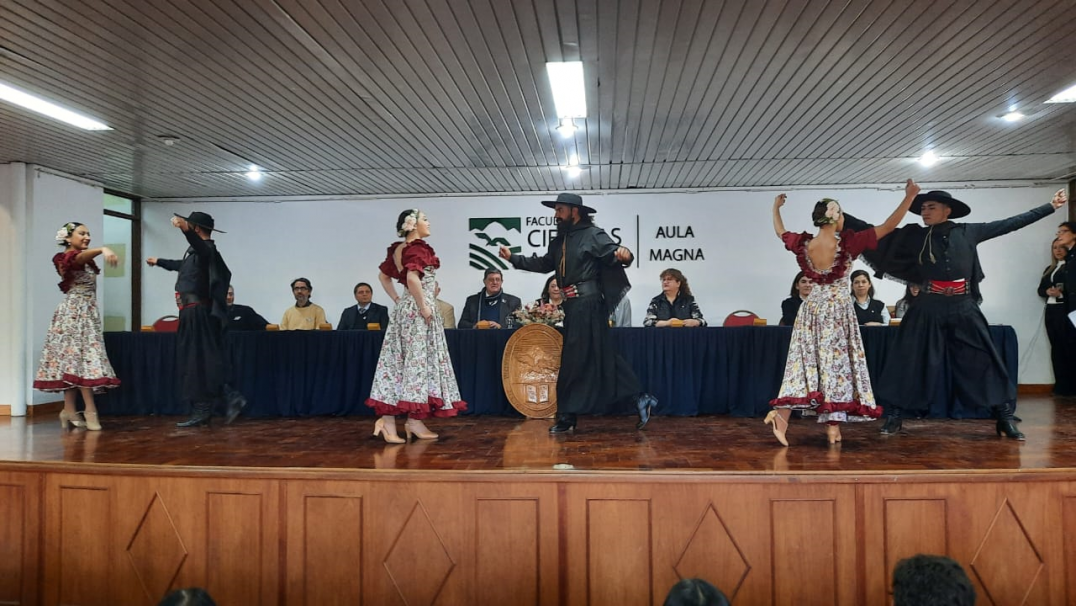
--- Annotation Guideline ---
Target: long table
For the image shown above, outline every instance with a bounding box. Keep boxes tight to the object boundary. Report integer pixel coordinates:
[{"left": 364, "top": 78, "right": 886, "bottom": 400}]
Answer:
[{"left": 100, "top": 326, "right": 1018, "bottom": 419}]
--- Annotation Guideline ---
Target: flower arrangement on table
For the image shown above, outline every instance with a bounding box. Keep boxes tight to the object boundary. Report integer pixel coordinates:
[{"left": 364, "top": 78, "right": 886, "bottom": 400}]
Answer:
[{"left": 512, "top": 302, "right": 565, "bottom": 326}]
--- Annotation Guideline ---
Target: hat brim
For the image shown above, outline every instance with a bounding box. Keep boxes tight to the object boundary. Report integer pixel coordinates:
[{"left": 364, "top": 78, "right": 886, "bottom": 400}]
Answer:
[
  {"left": 910, "top": 194, "right": 970, "bottom": 219},
  {"left": 541, "top": 200, "right": 598, "bottom": 214},
  {"left": 173, "top": 213, "right": 226, "bottom": 233}
]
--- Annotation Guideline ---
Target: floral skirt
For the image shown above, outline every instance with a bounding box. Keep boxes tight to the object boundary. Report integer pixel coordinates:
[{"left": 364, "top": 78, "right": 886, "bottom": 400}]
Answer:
[{"left": 33, "top": 293, "right": 120, "bottom": 393}]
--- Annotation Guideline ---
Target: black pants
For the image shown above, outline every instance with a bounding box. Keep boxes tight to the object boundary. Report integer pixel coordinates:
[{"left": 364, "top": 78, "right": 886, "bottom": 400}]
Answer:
[
  {"left": 176, "top": 303, "right": 226, "bottom": 408},
  {"left": 1045, "top": 304, "right": 1076, "bottom": 396},
  {"left": 557, "top": 295, "right": 641, "bottom": 415},
  {"left": 877, "top": 295, "right": 1015, "bottom": 414}
]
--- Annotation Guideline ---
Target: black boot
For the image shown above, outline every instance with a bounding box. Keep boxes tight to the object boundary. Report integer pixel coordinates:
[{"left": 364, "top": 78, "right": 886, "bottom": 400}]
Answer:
[
  {"left": 223, "top": 385, "right": 248, "bottom": 425},
  {"left": 549, "top": 413, "right": 577, "bottom": 434},
  {"left": 993, "top": 402, "right": 1025, "bottom": 441},
  {"left": 177, "top": 402, "right": 212, "bottom": 427},
  {"left": 634, "top": 393, "right": 657, "bottom": 430},
  {"left": 879, "top": 408, "right": 903, "bottom": 435}
]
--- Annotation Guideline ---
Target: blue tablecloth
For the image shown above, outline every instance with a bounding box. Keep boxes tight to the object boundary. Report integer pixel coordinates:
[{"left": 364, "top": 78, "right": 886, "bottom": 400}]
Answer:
[{"left": 100, "top": 326, "right": 1018, "bottom": 419}]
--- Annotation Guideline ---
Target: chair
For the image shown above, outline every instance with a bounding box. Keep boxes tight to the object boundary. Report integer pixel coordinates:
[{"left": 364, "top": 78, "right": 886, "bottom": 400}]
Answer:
[
  {"left": 151, "top": 315, "right": 180, "bottom": 332},
  {"left": 723, "top": 310, "right": 760, "bottom": 327}
]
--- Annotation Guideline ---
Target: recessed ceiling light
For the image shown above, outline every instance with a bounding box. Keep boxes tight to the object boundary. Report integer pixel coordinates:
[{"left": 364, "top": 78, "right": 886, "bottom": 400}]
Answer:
[
  {"left": 245, "top": 165, "right": 263, "bottom": 182},
  {"left": 918, "top": 150, "right": 939, "bottom": 167},
  {"left": 1045, "top": 83, "right": 1076, "bottom": 104},
  {"left": 556, "top": 117, "right": 577, "bottom": 137},
  {"left": 546, "top": 62, "right": 586, "bottom": 118},
  {"left": 0, "top": 81, "right": 112, "bottom": 130},
  {"left": 1001, "top": 111, "right": 1025, "bottom": 122},
  {"left": 565, "top": 166, "right": 582, "bottom": 178}
]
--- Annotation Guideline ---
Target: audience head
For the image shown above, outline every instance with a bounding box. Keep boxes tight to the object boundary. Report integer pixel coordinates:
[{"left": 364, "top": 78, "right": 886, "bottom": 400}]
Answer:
[
  {"left": 56, "top": 221, "right": 88, "bottom": 249},
  {"left": 1056, "top": 221, "right": 1075, "bottom": 249},
  {"left": 226, "top": 285, "right": 235, "bottom": 307},
  {"left": 660, "top": 268, "right": 692, "bottom": 298},
  {"left": 902, "top": 283, "right": 921, "bottom": 301},
  {"left": 483, "top": 268, "right": 504, "bottom": 296},
  {"left": 662, "top": 578, "right": 730, "bottom": 606},
  {"left": 1051, "top": 238, "right": 1066, "bottom": 260},
  {"left": 850, "top": 269, "right": 875, "bottom": 299},
  {"left": 396, "top": 209, "right": 430, "bottom": 238},
  {"left": 158, "top": 587, "right": 217, "bottom": 606},
  {"left": 892, "top": 554, "right": 976, "bottom": 606},
  {"left": 354, "top": 282, "right": 373, "bottom": 305},
  {"left": 811, "top": 198, "right": 844, "bottom": 229},
  {"left": 291, "top": 277, "right": 312, "bottom": 306},
  {"left": 541, "top": 275, "right": 562, "bottom": 303},
  {"left": 789, "top": 271, "right": 812, "bottom": 299}
]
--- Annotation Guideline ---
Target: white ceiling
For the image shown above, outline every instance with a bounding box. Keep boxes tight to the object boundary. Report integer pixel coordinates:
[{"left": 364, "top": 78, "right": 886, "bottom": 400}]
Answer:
[{"left": 2, "top": 0, "right": 1075, "bottom": 199}]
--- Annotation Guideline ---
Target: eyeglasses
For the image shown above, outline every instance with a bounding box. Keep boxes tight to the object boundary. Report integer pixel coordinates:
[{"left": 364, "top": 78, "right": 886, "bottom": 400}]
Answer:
[{"left": 293, "top": 286, "right": 310, "bottom": 292}]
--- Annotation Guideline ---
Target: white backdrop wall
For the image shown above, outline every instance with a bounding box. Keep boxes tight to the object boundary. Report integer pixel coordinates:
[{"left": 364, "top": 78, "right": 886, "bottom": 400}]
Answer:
[{"left": 143, "top": 183, "right": 1065, "bottom": 385}]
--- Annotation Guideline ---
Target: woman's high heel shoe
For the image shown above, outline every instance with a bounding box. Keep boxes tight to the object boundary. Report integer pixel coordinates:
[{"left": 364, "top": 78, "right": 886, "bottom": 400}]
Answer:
[
  {"left": 83, "top": 411, "right": 102, "bottom": 431},
  {"left": 404, "top": 418, "right": 439, "bottom": 441},
  {"left": 826, "top": 424, "right": 842, "bottom": 444},
  {"left": 373, "top": 417, "right": 405, "bottom": 444},
  {"left": 59, "top": 410, "right": 84, "bottom": 429},
  {"left": 764, "top": 410, "right": 789, "bottom": 446}
]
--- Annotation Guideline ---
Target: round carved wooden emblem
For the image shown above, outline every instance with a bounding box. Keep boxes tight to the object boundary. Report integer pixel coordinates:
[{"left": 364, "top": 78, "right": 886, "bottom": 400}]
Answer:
[{"left": 501, "top": 323, "right": 562, "bottom": 418}]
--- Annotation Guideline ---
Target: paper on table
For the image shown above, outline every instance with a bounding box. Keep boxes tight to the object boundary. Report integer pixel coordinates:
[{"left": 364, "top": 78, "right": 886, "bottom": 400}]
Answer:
[{"left": 1069, "top": 309, "right": 1076, "bottom": 329}]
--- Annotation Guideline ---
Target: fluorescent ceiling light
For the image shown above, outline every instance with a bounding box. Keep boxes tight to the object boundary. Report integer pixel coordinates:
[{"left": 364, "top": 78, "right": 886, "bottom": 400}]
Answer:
[
  {"left": 918, "top": 150, "right": 939, "bottom": 167},
  {"left": 0, "top": 81, "right": 112, "bottom": 130},
  {"left": 556, "top": 117, "right": 577, "bottom": 137},
  {"left": 546, "top": 62, "right": 586, "bottom": 118},
  {"left": 1045, "top": 83, "right": 1076, "bottom": 104},
  {"left": 565, "top": 166, "right": 582, "bottom": 178},
  {"left": 1001, "top": 111, "right": 1025, "bottom": 122},
  {"left": 245, "top": 165, "right": 263, "bottom": 182}
]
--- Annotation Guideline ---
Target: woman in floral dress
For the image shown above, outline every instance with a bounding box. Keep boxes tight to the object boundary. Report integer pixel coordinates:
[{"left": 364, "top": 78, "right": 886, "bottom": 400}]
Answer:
[
  {"left": 366, "top": 209, "right": 467, "bottom": 442},
  {"left": 765, "top": 180, "right": 919, "bottom": 445},
  {"left": 34, "top": 222, "right": 121, "bottom": 431}
]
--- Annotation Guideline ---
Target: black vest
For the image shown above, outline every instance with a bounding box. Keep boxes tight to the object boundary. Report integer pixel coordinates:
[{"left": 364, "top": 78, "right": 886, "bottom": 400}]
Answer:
[{"left": 853, "top": 299, "right": 885, "bottom": 325}]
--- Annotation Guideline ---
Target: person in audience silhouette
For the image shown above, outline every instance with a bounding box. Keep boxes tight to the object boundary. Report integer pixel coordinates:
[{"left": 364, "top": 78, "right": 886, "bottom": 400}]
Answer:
[
  {"left": 766, "top": 180, "right": 918, "bottom": 445},
  {"left": 280, "top": 277, "right": 327, "bottom": 330},
  {"left": 893, "top": 283, "right": 922, "bottom": 319},
  {"left": 780, "top": 271, "right": 811, "bottom": 326},
  {"left": 643, "top": 268, "right": 707, "bottom": 327},
  {"left": 338, "top": 282, "right": 390, "bottom": 330},
  {"left": 892, "top": 554, "right": 976, "bottom": 606},
  {"left": 366, "top": 209, "right": 466, "bottom": 443},
  {"left": 1040, "top": 233, "right": 1075, "bottom": 396},
  {"left": 224, "top": 285, "right": 268, "bottom": 331},
  {"left": 457, "top": 268, "right": 522, "bottom": 329},
  {"left": 850, "top": 269, "right": 890, "bottom": 325}
]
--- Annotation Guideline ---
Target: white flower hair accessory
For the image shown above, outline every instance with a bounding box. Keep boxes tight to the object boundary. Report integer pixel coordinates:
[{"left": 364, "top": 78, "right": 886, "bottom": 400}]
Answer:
[
  {"left": 55, "top": 223, "right": 74, "bottom": 244},
  {"left": 814, "top": 198, "right": 841, "bottom": 226},
  {"left": 397, "top": 209, "right": 420, "bottom": 237}
]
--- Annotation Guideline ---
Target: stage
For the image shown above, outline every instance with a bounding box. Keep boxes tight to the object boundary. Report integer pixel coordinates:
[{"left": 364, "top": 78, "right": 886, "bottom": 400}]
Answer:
[{"left": 2, "top": 396, "right": 1075, "bottom": 605}]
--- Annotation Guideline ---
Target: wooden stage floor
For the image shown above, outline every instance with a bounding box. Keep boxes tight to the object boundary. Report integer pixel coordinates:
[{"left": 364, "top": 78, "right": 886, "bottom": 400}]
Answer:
[{"left": 2, "top": 395, "right": 1074, "bottom": 474}]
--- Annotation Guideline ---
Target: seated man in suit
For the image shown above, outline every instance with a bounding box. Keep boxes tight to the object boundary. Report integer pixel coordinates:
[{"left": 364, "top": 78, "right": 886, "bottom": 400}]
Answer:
[
  {"left": 225, "top": 285, "right": 268, "bottom": 331},
  {"left": 338, "top": 282, "right": 390, "bottom": 330},
  {"left": 457, "top": 268, "right": 522, "bottom": 329},
  {"left": 280, "top": 277, "right": 327, "bottom": 330},
  {"left": 434, "top": 282, "right": 456, "bottom": 329}
]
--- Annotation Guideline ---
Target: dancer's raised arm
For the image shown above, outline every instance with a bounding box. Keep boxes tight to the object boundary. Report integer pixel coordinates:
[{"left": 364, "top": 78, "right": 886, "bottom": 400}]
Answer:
[
  {"left": 873, "top": 179, "right": 920, "bottom": 239},
  {"left": 772, "top": 194, "right": 787, "bottom": 238}
]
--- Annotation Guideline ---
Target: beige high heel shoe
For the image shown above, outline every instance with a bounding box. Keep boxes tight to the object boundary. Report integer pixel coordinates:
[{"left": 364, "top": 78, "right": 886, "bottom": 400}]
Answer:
[
  {"left": 764, "top": 410, "right": 789, "bottom": 447},
  {"left": 373, "top": 417, "right": 405, "bottom": 444},
  {"left": 405, "top": 418, "right": 439, "bottom": 441},
  {"left": 826, "top": 424, "right": 842, "bottom": 444},
  {"left": 83, "top": 411, "right": 102, "bottom": 431},
  {"left": 59, "top": 409, "right": 84, "bottom": 429}
]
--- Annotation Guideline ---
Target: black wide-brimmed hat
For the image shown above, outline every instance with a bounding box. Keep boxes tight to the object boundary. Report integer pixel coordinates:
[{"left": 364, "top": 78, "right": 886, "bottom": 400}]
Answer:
[
  {"left": 541, "top": 192, "right": 597, "bottom": 214},
  {"left": 910, "top": 190, "right": 971, "bottom": 219},
  {"left": 173, "top": 211, "right": 226, "bottom": 233}
]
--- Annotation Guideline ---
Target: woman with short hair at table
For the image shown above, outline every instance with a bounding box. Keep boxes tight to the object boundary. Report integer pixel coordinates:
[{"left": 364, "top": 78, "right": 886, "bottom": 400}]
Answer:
[
  {"left": 643, "top": 268, "right": 707, "bottom": 327},
  {"left": 766, "top": 179, "right": 918, "bottom": 445},
  {"left": 850, "top": 269, "right": 890, "bottom": 325},
  {"left": 33, "top": 221, "right": 121, "bottom": 431},
  {"left": 893, "top": 283, "right": 922, "bottom": 319},
  {"left": 366, "top": 209, "right": 467, "bottom": 443},
  {"left": 1039, "top": 237, "right": 1075, "bottom": 396},
  {"left": 780, "top": 271, "right": 812, "bottom": 326}
]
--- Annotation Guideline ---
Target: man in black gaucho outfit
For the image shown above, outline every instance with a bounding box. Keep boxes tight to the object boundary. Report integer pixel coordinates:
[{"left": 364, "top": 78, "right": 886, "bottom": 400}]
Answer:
[{"left": 499, "top": 193, "right": 656, "bottom": 433}]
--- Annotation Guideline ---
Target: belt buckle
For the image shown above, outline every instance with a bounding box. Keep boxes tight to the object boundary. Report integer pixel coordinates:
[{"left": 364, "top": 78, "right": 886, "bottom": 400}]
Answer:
[
  {"left": 562, "top": 285, "right": 578, "bottom": 299},
  {"left": 942, "top": 286, "right": 955, "bottom": 297}
]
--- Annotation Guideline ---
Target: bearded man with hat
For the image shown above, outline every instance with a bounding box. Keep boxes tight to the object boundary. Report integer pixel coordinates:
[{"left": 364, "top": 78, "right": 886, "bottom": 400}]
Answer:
[
  {"left": 147, "top": 211, "right": 246, "bottom": 426},
  {"left": 845, "top": 188, "right": 1067, "bottom": 439},
  {"left": 499, "top": 193, "right": 657, "bottom": 433}
]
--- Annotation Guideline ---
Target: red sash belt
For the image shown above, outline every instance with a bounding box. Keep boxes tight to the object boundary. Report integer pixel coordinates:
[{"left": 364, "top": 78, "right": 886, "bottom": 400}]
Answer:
[{"left": 927, "top": 280, "right": 967, "bottom": 296}]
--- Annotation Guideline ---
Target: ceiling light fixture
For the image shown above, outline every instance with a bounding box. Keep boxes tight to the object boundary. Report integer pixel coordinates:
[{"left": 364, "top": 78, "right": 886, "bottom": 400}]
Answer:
[
  {"left": 564, "top": 154, "right": 582, "bottom": 178},
  {"left": 546, "top": 61, "right": 587, "bottom": 118},
  {"left": 245, "top": 165, "right": 263, "bottom": 182},
  {"left": 556, "top": 116, "right": 577, "bottom": 137},
  {"left": 1001, "top": 111, "right": 1025, "bottom": 122},
  {"left": 918, "top": 150, "right": 939, "bottom": 167},
  {"left": 1045, "top": 83, "right": 1076, "bottom": 104},
  {"left": 0, "top": 81, "right": 112, "bottom": 130}
]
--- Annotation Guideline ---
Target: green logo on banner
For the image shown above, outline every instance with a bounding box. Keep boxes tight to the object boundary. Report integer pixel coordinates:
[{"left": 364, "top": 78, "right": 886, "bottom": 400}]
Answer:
[{"left": 469, "top": 218, "right": 522, "bottom": 271}]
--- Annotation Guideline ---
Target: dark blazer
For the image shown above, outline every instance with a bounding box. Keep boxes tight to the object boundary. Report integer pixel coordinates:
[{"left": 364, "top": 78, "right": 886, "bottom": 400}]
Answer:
[
  {"left": 338, "top": 303, "right": 390, "bottom": 330},
  {"left": 780, "top": 297, "right": 803, "bottom": 326},
  {"left": 457, "top": 290, "right": 522, "bottom": 329},
  {"left": 225, "top": 304, "right": 268, "bottom": 331},
  {"left": 853, "top": 299, "right": 886, "bottom": 325}
]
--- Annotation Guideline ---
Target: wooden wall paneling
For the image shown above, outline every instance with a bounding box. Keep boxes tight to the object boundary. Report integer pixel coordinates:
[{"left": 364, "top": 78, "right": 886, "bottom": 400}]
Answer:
[
  {"left": 42, "top": 473, "right": 115, "bottom": 606},
  {"left": 0, "top": 471, "right": 41, "bottom": 606},
  {"left": 1063, "top": 489, "right": 1076, "bottom": 606},
  {"left": 283, "top": 480, "right": 368, "bottom": 606}
]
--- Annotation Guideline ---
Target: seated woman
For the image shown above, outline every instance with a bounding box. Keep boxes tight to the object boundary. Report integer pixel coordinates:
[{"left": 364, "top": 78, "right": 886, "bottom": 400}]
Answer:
[
  {"left": 643, "top": 268, "right": 707, "bottom": 327},
  {"left": 537, "top": 275, "right": 565, "bottom": 308},
  {"left": 893, "top": 283, "right": 922, "bottom": 319},
  {"left": 780, "top": 271, "right": 812, "bottom": 326},
  {"left": 850, "top": 269, "right": 889, "bottom": 325}
]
